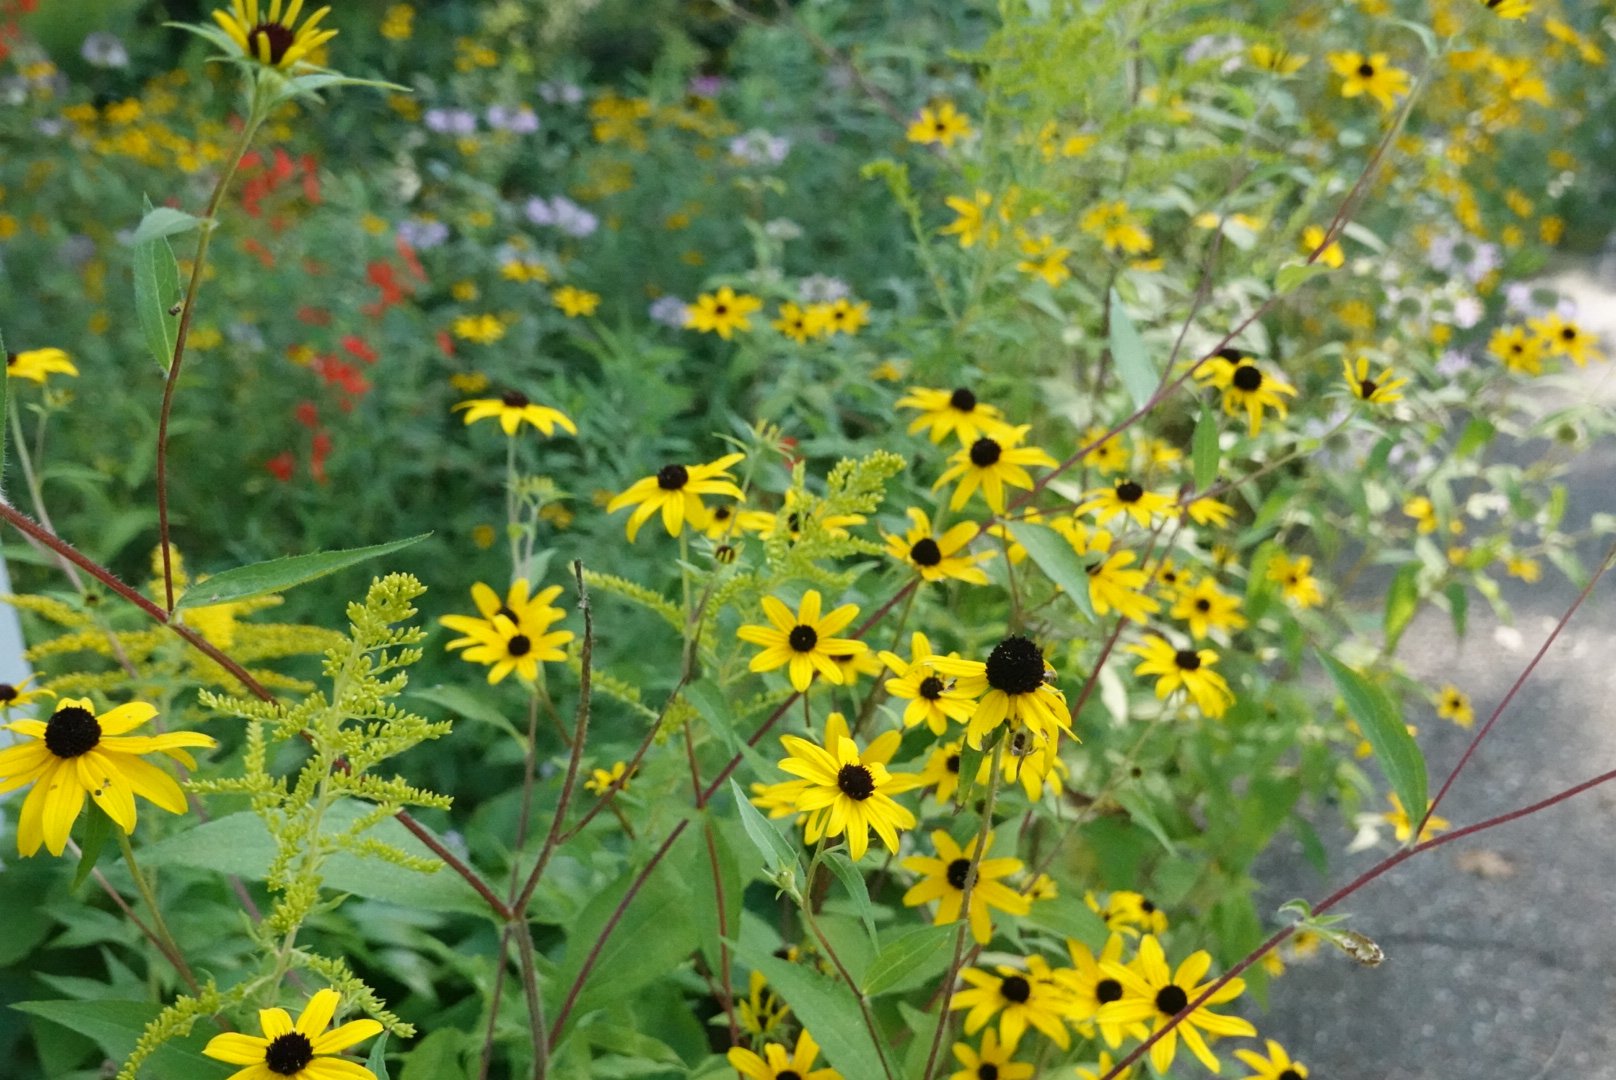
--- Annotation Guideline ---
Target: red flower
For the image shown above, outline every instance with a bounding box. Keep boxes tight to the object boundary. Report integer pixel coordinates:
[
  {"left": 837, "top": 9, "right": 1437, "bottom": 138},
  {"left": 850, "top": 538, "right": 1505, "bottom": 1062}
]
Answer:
[
  {"left": 395, "top": 235, "right": 427, "bottom": 281},
  {"left": 242, "top": 237, "right": 275, "bottom": 267},
  {"left": 362, "top": 260, "right": 413, "bottom": 317},
  {"left": 301, "top": 154, "right": 321, "bottom": 203},
  {"left": 294, "top": 401, "right": 319, "bottom": 428},
  {"left": 297, "top": 305, "right": 331, "bottom": 326},
  {"left": 341, "top": 335, "right": 378, "bottom": 363},
  {"left": 311, "top": 432, "right": 333, "bottom": 484},
  {"left": 266, "top": 452, "right": 295, "bottom": 482},
  {"left": 436, "top": 329, "right": 456, "bottom": 357},
  {"left": 311, "top": 355, "right": 371, "bottom": 397}
]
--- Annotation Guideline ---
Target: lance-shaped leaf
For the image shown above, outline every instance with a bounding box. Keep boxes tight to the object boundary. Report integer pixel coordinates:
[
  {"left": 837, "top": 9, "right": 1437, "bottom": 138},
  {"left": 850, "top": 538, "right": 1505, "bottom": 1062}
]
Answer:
[{"left": 173, "top": 534, "right": 430, "bottom": 610}]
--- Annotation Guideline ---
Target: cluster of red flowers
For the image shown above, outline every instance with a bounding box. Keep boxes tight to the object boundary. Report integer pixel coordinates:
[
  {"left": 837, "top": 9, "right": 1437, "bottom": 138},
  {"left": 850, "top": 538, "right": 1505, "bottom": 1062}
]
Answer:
[{"left": 0, "top": 0, "right": 38, "bottom": 65}]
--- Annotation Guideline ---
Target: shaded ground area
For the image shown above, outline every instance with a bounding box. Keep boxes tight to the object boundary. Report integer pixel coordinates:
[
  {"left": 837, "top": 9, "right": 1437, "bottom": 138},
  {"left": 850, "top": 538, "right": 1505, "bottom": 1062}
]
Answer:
[{"left": 1250, "top": 268, "right": 1616, "bottom": 1078}]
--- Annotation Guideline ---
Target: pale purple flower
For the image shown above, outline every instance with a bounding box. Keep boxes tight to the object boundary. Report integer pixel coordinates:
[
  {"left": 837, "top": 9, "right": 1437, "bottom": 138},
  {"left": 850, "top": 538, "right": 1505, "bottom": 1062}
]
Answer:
[
  {"left": 728, "top": 129, "right": 791, "bottom": 167},
  {"left": 1452, "top": 296, "right": 1484, "bottom": 329},
  {"left": 81, "top": 31, "right": 129, "bottom": 69},
  {"left": 537, "top": 81, "right": 583, "bottom": 105},
  {"left": 33, "top": 117, "right": 63, "bottom": 137},
  {"left": 426, "top": 108, "right": 477, "bottom": 135},
  {"left": 487, "top": 104, "right": 540, "bottom": 133},
  {"left": 1436, "top": 349, "right": 1472, "bottom": 376},
  {"left": 799, "top": 274, "right": 850, "bottom": 303},
  {"left": 649, "top": 296, "right": 690, "bottom": 328},
  {"left": 688, "top": 75, "right": 725, "bottom": 98},
  {"left": 397, "top": 218, "right": 449, "bottom": 250},
  {"left": 526, "top": 196, "right": 597, "bottom": 237},
  {"left": 1558, "top": 297, "right": 1579, "bottom": 319},
  {"left": 1185, "top": 34, "right": 1245, "bottom": 74},
  {"left": 525, "top": 197, "right": 555, "bottom": 226}
]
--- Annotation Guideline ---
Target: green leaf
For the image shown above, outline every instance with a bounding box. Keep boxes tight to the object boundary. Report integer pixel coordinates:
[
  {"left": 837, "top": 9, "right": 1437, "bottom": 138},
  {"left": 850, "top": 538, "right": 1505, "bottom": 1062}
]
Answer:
[
  {"left": 408, "top": 685, "right": 525, "bottom": 744},
  {"left": 174, "top": 533, "right": 429, "bottom": 609},
  {"left": 10, "top": 999, "right": 234, "bottom": 1080},
  {"left": 131, "top": 207, "right": 204, "bottom": 246},
  {"left": 1113, "top": 787, "right": 1178, "bottom": 854},
  {"left": 1108, "top": 288, "right": 1158, "bottom": 411},
  {"left": 748, "top": 955, "right": 887, "bottom": 1079},
  {"left": 861, "top": 923, "right": 957, "bottom": 996},
  {"left": 72, "top": 802, "right": 114, "bottom": 891},
  {"left": 1192, "top": 400, "right": 1220, "bottom": 492},
  {"left": 133, "top": 197, "right": 182, "bottom": 374},
  {"left": 1274, "top": 261, "right": 1334, "bottom": 295},
  {"left": 822, "top": 851, "right": 880, "bottom": 948},
  {"left": 729, "top": 779, "right": 801, "bottom": 882},
  {"left": 580, "top": 1024, "right": 684, "bottom": 1066},
  {"left": 953, "top": 740, "right": 985, "bottom": 809},
  {"left": 1020, "top": 891, "right": 1108, "bottom": 950},
  {"left": 1383, "top": 563, "right": 1421, "bottom": 652},
  {"left": 553, "top": 860, "right": 697, "bottom": 1029},
  {"left": 1005, "top": 521, "right": 1096, "bottom": 622},
  {"left": 399, "top": 1028, "right": 467, "bottom": 1080},
  {"left": 0, "top": 322, "right": 7, "bottom": 490},
  {"left": 1316, "top": 650, "right": 1427, "bottom": 829},
  {"left": 1454, "top": 417, "right": 1495, "bottom": 458},
  {"left": 367, "top": 1033, "right": 391, "bottom": 1080}
]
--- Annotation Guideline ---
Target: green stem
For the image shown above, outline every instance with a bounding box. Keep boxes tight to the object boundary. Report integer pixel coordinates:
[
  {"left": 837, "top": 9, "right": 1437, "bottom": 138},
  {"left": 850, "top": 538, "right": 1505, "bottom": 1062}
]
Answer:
[{"left": 116, "top": 830, "right": 201, "bottom": 994}]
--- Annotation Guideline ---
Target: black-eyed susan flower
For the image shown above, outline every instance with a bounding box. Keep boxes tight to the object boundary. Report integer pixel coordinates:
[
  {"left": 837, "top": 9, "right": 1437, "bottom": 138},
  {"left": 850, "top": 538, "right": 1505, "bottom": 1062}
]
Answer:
[
  {"left": 1126, "top": 636, "right": 1234, "bottom": 718},
  {"left": 728, "top": 1029, "right": 841, "bottom": 1080},
  {"left": 948, "top": 1029, "right": 1033, "bottom": 1080},
  {"left": 211, "top": 0, "right": 338, "bottom": 70},
  {"left": 897, "top": 386, "right": 1010, "bottom": 446},
  {"left": 203, "top": 988, "right": 382, "bottom": 1080},
  {"left": 1080, "top": 201, "right": 1152, "bottom": 254},
  {"left": 822, "top": 298, "right": 871, "bottom": 336},
  {"left": 1267, "top": 552, "right": 1323, "bottom": 608},
  {"left": 1183, "top": 496, "right": 1235, "bottom": 528},
  {"left": 1326, "top": 51, "right": 1412, "bottom": 111},
  {"left": 1344, "top": 356, "right": 1408, "bottom": 403},
  {"left": 1097, "top": 934, "right": 1255, "bottom": 1074},
  {"left": 774, "top": 302, "right": 829, "bottom": 343},
  {"left": 1082, "top": 532, "right": 1161, "bottom": 624},
  {"left": 1250, "top": 43, "right": 1308, "bottom": 74},
  {"left": 737, "top": 971, "right": 790, "bottom": 1038},
  {"left": 1085, "top": 890, "right": 1141, "bottom": 936},
  {"left": 607, "top": 452, "right": 745, "bottom": 541},
  {"left": 453, "top": 390, "right": 577, "bottom": 437},
  {"left": 1478, "top": 0, "right": 1532, "bottom": 19},
  {"left": 552, "top": 285, "right": 601, "bottom": 318},
  {"left": 1058, "top": 934, "right": 1146, "bottom": 1046},
  {"left": 1489, "top": 325, "right": 1546, "bottom": 375},
  {"left": 0, "top": 698, "right": 215, "bottom": 858},
  {"left": 1170, "top": 578, "right": 1248, "bottom": 639},
  {"left": 952, "top": 956, "right": 1072, "bottom": 1050},
  {"left": 1529, "top": 312, "right": 1604, "bottom": 365},
  {"left": 442, "top": 610, "right": 572, "bottom": 684},
  {"left": 6, "top": 348, "right": 78, "bottom": 383},
  {"left": 1026, "top": 873, "right": 1058, "bottom": 900},
  {"left": 584, "top": 761, "right": 631, "bottom": 796},
  {"left": 441, "top": 578, "right": 569, "bottom": 641},
  {"left": 1235, "top": 1039, "right": 1310, "bottom": 1080},
  {"left": 685, "top": 286, "right": 763, "bottom": 339},
  {"left": 1196, "top": 351, "right": 1297, "bottom": 436},
  {"left": 738, "top": 590, "right": 867, "bottom": 693},
  {"left": 0, "top": 675, "right": 52, "bottom": 711},
  {"left": 916, "top": 739, "right": 965, "bottom": 803},
  {"left": 700, "top": 501, "right": 743, "bottom": 540},
  {"left": 775, "top": 719, "right": 917, "bottom": 860},
  {"left": 879, "top": 632, "right": 979, "bottom": 734},
  {"left": 941, "top": 191, "right": 997, "bottom": 249},
  {"left": 930, "top": 636, "right": 1070, "bottom": 748},
  {"left": 1436, "top": 684, "right": 1474, "bottom": 728},
  {"left": 1383, "top": 792, "right": 1449, "bottom": 843},
  {"left": 452, "top": 314, "right": 505, "bottom": 344},
  {"left": 1107, "top": 890, "right": 1169, "bottom": 934},
  {"left": 933, "top": 427, "right": 1058, "bottom": 515},
  {"left": 1077, "top": 477, "right": 1175, "bottom": 529},
  {"left": 884, "top": 507, "right": 992, "bottom": 584},
  {"left": 1301, "top": 225, "right": 1344, "bottom": 268},
  {"left": 825, "top": 649, "right": 884, "bottom": 689},
  {"left": 737, "top": 491, "right": 865, "bottom": 543},
  {"left": 907, "top": 101, "right": 972, "bottom": 147},
  {"left": 903, "top": 830, "right": 1031, "bottom": 944},
  {"left": 995, "top": 731, "right": 1069, "bottom": 800},
  {"left": 1015, "top": 234, "right": 1073, "bottom": 287},
  {"left": 1081, "top": 427, "right": 1129, "bottom": 473}
]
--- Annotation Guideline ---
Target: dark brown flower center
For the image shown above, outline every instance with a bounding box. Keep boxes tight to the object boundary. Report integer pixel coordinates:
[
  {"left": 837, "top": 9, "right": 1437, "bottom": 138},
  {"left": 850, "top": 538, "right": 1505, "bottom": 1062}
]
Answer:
[
  {"left": 44, "top": 706, "right": 100, "bottom": 759},
  {"left": 837, "top": 763, "right": 875, "bottom": 800},
  {"left": 1140, "top": 897, "right": 1156, "bottom": 912},
  {"left": 969, "top": 438, "right": 1002, "bottom": 467},
  {"left": 1096, "top": 977, "right": 1124, "bottom": 1004},
  {"left": 1174, "top": 649, "right": 1201, "bottom": 671},
  {"left": 919, "top": 675, "right": 945, "bottom": 700},
  {"left": 909, "top": 537, "right": 943, "bottom": 566},
  {"left": 656, "top": 464, "right": 689, "bottom": 490},
  {"left": 715, "top": 303, "right": 730, "bottom": 315},
  {"left": 1155, "top": 984, "right": 1189, "bottom": 1016},
  {"left": 1232, "top": 363, "right": 1264, "bottom": 391},
  {"left": 264, "top": 1032, "right": 314, "bottom": 1075},
  {"left": 1000, "top": 975, "right": 1031, "bottom": 1003},
  {"left": 778, "top": 1072, "right": 802, "bottom": 1080},
  {"left": 950, "top": 387, "right": 978, "bottom": 412},
  {"left": 1360, "top": 378, "right": 1378, "bottom": 397},
  {"left": 1563, "top": 326, "right": 1578, "bottom": 341},
  {"left": 248, "top": 22, "right": 298, "bottom": 65},
  {"left": 1278, "top": 1071, "right": 1303, "bottom": 1080},
  {"left": 977, "top": 1066, "right": 998, "bottom": 1080},
  {"left": 788, "top": 624, "right": 819, "bottom": 652},
  {"left": 1116, "top": 480, "right": 1144, "bottom": 502},
  {"left": 1195, "top": 598, "right": 1211, "bottom": 612},
  {"left": 946, "top": 857, "right": 973, "bottom": 889},
  {"left": 507, "top": 634, "right": 532, "bottom": 657},
  {"left": 985, "top": 635, "right": 1046, "bottom": 695},
  {"left": 1357, "top": 61, "right": 1376, "bottom": 78},
  {"left": 501, "top": 389, "right": 530, "bottom": 408},
  {"left": 712, "top": 504, "right": 732, "bottom": 521},
  {"left": 0, "top": 683, "right": 17, "bottom": 703},
  {"left": 945, "top": 753, "right": 961, "bottom": 774}
]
